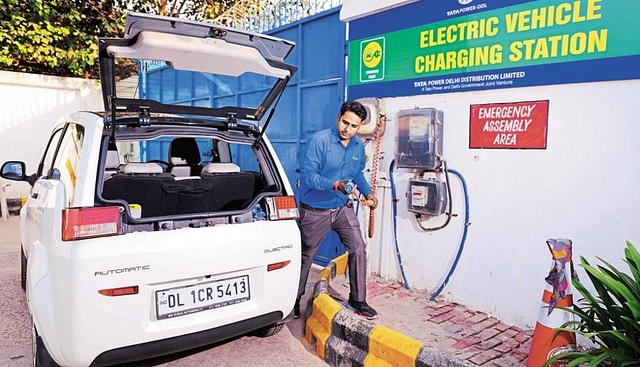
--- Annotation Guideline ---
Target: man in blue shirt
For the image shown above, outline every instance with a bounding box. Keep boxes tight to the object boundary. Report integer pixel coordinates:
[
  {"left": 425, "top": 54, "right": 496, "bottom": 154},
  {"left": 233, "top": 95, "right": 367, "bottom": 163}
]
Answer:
[{"left": 294, "top": 100, "right": 379, "bottom": 320}]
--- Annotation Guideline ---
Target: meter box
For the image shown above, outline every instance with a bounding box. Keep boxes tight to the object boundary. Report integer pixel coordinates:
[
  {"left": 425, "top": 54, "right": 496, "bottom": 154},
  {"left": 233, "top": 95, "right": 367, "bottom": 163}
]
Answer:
[
  {"left": 394, "top": 108, "right": 443, "bottom": 169},
  {"left": 407, "top": 178, "right": 447, "bottom": 216}
]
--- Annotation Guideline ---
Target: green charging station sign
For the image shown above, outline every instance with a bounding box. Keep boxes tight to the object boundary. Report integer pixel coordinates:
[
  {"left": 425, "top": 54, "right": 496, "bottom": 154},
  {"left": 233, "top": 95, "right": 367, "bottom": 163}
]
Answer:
[
  {"left": 347, "top": 0, "right": 640, "bottom": 98},
  {"left": 359, "top": 37, "right": 385, "bottom": 82}
]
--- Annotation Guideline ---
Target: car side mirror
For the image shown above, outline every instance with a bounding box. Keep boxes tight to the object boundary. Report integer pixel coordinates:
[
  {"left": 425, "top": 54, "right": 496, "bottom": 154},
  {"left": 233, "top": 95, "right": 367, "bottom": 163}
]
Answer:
[
  {"left": 1, "top": 161, "right": 25, "bottom": 180},
  {"left": 1, "top": 161, "right": 36, "bottom": 186}
]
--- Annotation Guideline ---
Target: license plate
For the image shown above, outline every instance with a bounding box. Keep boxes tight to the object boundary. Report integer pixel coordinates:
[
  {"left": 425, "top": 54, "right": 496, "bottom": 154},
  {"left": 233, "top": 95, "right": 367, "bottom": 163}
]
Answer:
[{"left": 155, "top": 275, "right": 250, "bottom": 319}]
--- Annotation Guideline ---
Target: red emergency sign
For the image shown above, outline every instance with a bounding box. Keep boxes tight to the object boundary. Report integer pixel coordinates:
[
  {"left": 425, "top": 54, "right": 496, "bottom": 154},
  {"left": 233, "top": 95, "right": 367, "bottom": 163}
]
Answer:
[{"left": 469, "top": 100, "right": 549, "bottom": 149}]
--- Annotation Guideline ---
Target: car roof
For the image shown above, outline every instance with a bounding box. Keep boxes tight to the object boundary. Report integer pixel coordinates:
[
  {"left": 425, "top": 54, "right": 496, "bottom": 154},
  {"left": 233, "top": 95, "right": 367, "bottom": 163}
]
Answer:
[{"left": 98, "top": 13, "right": 297, "bottom": 126}]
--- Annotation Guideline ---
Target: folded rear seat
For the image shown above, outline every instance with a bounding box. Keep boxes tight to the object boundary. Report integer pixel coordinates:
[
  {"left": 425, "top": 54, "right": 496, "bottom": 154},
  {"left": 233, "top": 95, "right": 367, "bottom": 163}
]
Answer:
[
  {"left": 200, "top": 163, "right": 256, "bottom": 210},
  {"left": 103, "top": 162, "right": 258, "bottom": 217},
  {"left": 102, "top": 162, "right": 176, "bottom": 218}
]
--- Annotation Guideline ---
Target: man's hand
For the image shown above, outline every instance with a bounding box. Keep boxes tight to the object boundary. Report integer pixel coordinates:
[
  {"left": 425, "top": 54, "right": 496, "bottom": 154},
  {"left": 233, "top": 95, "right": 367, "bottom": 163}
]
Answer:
[
  {"left": 334, "top": 180, "right": 354, "bottom": 195},
  {"left": 365, "top": 194, "right": 378, "bottom": 209}
]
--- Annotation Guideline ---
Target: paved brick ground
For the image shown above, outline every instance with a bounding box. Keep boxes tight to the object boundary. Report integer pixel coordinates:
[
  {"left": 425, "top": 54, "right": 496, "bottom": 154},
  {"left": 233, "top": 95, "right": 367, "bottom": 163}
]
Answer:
[{"left": 331, "top": 275, "right": 535, "bottom": 366}]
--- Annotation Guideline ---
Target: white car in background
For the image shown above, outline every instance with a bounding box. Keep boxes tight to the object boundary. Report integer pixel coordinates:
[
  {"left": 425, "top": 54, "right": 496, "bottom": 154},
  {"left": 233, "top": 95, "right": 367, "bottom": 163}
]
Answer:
[{"left": 1, "top": 12, "right": 300, "bottom": 367}]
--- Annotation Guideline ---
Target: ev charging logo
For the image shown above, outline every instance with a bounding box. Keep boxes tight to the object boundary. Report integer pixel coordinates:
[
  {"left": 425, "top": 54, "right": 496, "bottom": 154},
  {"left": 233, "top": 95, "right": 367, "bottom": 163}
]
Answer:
[
  {"left": 359, "top": 37, "right": 385, "bottom": 82},
  {"left": 363, "top": 42, "right": 382, "bottom": 68}
]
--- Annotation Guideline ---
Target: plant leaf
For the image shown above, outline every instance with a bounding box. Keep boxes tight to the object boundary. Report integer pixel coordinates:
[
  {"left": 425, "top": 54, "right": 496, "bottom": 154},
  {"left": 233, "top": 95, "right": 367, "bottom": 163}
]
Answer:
[{"left": 551, "top": 242, "right": 640, "bottom": 362}]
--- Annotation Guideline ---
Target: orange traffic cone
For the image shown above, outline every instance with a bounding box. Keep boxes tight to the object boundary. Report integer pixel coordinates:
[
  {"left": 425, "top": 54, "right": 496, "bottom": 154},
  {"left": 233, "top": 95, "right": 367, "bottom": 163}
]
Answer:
[{"left": 526, "top": 238, "right": 578, "bottom": 367}]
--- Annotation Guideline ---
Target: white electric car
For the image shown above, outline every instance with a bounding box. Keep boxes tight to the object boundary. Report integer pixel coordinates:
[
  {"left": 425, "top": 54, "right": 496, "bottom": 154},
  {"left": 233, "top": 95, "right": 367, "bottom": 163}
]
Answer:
[{"left": 1, "top": 13, "right": 301, "bottom": 367}]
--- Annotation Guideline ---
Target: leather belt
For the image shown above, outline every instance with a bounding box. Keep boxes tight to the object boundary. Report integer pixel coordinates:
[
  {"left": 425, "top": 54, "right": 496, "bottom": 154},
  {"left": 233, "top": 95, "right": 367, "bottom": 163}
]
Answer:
[{"left": 301, "top": 203, "right": 339, "bottom": 212}]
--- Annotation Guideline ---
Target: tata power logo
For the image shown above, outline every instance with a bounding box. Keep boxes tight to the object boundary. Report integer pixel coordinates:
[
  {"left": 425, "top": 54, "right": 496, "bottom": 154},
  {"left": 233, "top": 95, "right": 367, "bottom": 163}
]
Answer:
[
  {"left": 359, "top": 37, "right": 385, "bottom": 82},
  {"left": 448, "top": 0, "right": 487, "bottom": 16}
]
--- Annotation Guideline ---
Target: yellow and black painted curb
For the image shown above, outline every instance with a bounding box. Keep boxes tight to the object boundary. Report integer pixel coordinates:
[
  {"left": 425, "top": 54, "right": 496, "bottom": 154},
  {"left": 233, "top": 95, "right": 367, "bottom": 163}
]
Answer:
[{"left": 304, "top": 253, "right": 470, "bottom": 367}]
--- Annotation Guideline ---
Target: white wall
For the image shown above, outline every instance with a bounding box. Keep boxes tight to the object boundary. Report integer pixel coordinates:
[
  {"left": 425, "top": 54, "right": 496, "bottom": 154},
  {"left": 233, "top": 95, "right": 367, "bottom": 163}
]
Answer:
[
  {"left": 0, "top": 71, "right": 102, "bottom": 198},
  {"left": 360, "top": 80, "right": 640, "bottom": 328},
  {"left": 339, "top": 0, "right": 418, "bottom": 21}
]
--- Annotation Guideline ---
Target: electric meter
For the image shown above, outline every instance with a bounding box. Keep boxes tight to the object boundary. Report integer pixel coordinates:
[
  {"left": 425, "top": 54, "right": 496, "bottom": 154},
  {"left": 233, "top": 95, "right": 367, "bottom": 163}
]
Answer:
[
  {"left": 394, "top": 108, "right": 443, "bottom": 169},
  {"left": 407, "top": 177, "right": 447, "bottom": 216}
]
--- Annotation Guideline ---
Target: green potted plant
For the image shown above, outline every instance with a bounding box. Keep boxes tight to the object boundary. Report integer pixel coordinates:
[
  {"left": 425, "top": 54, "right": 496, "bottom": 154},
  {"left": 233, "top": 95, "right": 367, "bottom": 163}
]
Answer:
[{"left": 546, "top": 241, "right": 640, "bottom": 366}]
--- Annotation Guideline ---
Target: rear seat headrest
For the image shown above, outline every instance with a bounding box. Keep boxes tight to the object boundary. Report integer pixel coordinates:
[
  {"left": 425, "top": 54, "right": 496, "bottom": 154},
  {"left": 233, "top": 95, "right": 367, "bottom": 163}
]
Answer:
[
  {"left": 105, "top": 150, "right": 120, "bottom": 169},
  {"left": 170, "top": 157, "right": 187, "bottom": 165},
  {"left": 202, "top": 162, "right": 241, "bottom": 174},
  {"left": 121, "top": 162, "right": 164, "bottom": 174}
]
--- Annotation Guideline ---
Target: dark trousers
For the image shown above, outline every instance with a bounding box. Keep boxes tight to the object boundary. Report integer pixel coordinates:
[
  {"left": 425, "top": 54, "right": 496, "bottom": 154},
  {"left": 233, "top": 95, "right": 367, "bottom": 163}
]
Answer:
[{"left": 297, "top": 202, "right": 367, "bottom": 302}]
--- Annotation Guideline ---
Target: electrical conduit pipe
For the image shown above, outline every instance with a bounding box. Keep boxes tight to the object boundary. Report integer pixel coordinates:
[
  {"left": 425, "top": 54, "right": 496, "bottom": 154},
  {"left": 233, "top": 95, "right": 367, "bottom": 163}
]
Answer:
[
  {"left": 429, "top": 168, "right": 469, "bottom": 301},
  {"left": 388, "top": 159, "right": 470, "bottom": 298}
]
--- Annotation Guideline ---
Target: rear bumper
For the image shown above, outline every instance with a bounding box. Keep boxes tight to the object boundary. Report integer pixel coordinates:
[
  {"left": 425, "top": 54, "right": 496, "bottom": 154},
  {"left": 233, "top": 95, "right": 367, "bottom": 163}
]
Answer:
[
  {"left": 29, "top": 221, "right": 300, "bottom": 366},
  {"left": 90, "top": 311, "right": 283, "bottom": 366}
]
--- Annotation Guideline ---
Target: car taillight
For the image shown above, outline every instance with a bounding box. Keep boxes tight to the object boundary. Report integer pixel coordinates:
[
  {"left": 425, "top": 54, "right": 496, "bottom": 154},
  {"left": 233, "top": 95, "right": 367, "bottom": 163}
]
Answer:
[
  {"left": 266, "top": 196, "right": 299, "bottom": 220},
  {"left": 62, "top": 206, "right": 121, "bottom": 241}
]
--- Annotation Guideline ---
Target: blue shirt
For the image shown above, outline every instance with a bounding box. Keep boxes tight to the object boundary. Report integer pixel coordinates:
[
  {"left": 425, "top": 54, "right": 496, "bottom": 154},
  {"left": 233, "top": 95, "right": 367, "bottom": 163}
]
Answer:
[{"left": 299, "top": 128, "right": 372, "bottom": 209}]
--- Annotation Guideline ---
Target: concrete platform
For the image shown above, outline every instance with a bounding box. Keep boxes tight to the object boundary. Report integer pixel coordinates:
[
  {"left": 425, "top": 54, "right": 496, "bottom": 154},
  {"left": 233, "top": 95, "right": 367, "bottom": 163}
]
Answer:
[{"left": 303, "top": 253, "right": 536, "bottom": 366}]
